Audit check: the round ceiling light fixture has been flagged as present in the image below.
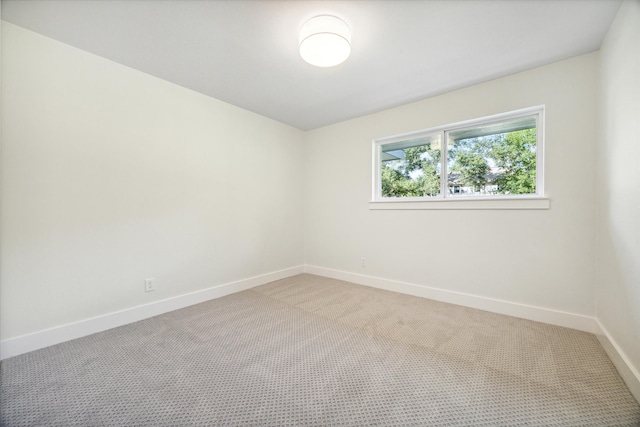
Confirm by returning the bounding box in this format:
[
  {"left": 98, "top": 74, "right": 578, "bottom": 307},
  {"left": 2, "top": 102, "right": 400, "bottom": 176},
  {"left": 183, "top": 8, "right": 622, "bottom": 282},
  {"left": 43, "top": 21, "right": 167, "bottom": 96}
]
[{"left": 299, "top": 15, "right": 351, "bottom": 67}]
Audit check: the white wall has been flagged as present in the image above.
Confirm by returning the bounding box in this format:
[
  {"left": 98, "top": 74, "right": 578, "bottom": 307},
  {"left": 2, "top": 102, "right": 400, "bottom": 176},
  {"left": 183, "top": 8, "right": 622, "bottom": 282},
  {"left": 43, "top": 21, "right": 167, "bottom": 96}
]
[
  {"left": 596, "top": 0, "right": 640, "bottom": 388},
  {"left": 0, "top": 23, "right": 304, "bottom": 341},
  {"left": 304, "top": 53, "right": 598, "bottom": 317},
  {"left": 2, "top": 9, "right": 636, "bottom": 388}
]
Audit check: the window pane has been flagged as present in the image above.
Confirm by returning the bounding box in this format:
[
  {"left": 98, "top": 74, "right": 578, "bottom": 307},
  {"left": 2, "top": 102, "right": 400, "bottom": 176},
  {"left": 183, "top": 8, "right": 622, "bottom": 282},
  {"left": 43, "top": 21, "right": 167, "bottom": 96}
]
[
  {"left": 447, "top": 118, "right": 537, "bottom": 197},
  {"left": 380, "top": 134, "right": 441, "bottom": 198}
]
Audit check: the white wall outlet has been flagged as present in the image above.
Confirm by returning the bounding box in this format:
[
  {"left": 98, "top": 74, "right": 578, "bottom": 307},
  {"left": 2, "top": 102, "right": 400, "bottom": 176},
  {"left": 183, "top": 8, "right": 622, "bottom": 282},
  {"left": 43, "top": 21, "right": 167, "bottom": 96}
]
[
  {"left": 144, "top": 278, "right": 156, "bottom": 292},
  {"left": 361, "top": 257, "right": 367, "bottom": 267}
]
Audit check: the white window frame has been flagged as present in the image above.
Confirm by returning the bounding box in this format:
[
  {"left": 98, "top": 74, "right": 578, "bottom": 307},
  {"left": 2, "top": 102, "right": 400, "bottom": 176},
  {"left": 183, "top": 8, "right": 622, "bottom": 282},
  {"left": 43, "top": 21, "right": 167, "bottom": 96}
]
[{"left": 370, "top": 106, "right": 549, "bottom": 210}]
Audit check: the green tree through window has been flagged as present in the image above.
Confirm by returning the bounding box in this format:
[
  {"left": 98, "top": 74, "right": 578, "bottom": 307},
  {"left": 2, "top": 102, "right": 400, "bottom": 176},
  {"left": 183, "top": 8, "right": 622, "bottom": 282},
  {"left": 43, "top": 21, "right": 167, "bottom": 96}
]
[
  {"left": 448, "top": 128, "right": 536, "bottom": 195},
  {"left": 381, "top": 142, "right": 441, "bottom": 197}
]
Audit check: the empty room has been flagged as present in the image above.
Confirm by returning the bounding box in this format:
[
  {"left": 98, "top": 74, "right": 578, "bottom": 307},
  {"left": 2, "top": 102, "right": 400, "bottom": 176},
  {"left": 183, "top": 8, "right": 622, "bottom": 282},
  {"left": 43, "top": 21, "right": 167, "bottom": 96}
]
[{"left": 1, "top": 0, "right": 639, "bottom": 425}]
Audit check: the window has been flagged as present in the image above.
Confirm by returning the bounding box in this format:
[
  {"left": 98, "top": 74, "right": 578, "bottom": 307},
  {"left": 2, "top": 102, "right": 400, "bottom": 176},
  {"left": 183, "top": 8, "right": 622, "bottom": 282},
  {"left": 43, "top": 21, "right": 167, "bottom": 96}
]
[{"left": 372, "top": 106, "right": 547, "bottom": 209}]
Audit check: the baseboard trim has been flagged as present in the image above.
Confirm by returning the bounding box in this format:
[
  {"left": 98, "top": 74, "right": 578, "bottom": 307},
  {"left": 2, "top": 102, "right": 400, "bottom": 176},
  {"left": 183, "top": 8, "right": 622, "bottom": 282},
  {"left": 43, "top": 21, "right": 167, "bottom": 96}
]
[
  {"left": 304, "top": 265, "right": 598, "bottom": 333},
  {"left": 0, "top": 265, "right": 304, "bottom": 360},
  {"left": 305, "top": 266, "right": 640, "bottom": 401},
  {"left": 595, "top": 319, "right": 640, "bottom": 403},
  {"left": 5, "top": 264, "right": 638, "bottom": 405}
]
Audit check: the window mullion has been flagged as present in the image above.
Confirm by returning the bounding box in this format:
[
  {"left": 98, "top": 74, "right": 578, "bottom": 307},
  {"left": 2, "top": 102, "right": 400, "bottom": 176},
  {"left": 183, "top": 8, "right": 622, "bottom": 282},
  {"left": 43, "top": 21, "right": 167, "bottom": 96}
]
[
  {"left": 373, "top": 141, "right": 380, "bottom": 200},
  {"left": 441, "top": 131, "right": 448, "bottom": 199},
  {"left": 536, "top": 112, "right": 544, "bottom": 196}
]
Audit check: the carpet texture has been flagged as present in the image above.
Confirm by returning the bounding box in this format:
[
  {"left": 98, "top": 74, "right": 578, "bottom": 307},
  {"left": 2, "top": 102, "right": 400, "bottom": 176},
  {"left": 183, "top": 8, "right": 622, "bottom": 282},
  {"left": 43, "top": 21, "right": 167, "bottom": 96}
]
[{"left": 1, "top": 274, "right": 639, "bottom": 426}]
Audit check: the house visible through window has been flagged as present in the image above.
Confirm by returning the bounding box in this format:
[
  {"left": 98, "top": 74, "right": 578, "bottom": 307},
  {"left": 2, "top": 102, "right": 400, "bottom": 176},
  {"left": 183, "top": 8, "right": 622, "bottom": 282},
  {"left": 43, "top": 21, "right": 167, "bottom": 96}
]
[{"left": 373, "top": 107, "right": 544, "bottom": 202}]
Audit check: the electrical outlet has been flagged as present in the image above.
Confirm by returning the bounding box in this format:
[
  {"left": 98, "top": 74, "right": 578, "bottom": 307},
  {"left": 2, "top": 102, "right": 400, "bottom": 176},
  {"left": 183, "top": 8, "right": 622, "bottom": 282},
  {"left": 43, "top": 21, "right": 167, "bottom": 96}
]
[
  {"left": 144, "top": 278, "right": 156, "bottom": 292},
  {"left": 361, "top": 257, "right": 367, "bottom": 267}
]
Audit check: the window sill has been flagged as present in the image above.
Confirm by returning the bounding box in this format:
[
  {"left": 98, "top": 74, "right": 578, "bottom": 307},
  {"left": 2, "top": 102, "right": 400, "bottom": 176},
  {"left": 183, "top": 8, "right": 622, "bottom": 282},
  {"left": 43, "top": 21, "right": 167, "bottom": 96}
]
[{"left": 369, "top": 197, "right": 550, "bottom": 210}]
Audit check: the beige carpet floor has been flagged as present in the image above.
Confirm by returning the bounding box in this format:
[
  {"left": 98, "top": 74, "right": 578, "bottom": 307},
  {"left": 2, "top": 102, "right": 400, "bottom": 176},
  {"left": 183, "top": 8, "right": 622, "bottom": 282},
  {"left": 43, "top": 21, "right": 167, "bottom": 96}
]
[{"left": 1, "top": 273, "right": 639, "bottom": 426}]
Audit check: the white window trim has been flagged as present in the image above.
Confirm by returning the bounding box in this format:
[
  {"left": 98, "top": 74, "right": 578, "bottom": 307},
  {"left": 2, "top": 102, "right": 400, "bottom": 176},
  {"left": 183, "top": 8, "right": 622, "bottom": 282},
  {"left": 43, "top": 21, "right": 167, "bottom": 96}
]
[{"left": 371, "top": 106, "right": 548, "bottom": 210}]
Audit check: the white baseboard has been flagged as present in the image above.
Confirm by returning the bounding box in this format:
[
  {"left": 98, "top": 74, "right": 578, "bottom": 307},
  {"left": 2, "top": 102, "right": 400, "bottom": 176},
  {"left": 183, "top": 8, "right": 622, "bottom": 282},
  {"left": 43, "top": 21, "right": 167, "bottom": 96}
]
[
  {"left": 304, "top": 265, "right": 598, "bottom": 333},
  {"left": 595, "top": 320, "right": 640, "bottom": 403},
  {"left": 305, "top": 265, "right": 640, "bottom": 402},
  {"left": 0, "top": 265, "right": 304, "bottom": 360},
  {"left": 4, "top": 263, "right": 638, "bottom": 405}
]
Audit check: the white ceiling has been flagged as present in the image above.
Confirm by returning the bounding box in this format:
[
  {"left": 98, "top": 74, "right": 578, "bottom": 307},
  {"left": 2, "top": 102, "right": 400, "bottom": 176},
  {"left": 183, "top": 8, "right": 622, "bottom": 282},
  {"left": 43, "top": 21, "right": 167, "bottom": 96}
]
[{"left": 1, "top": 0, "right": 621, "bottom": 131}]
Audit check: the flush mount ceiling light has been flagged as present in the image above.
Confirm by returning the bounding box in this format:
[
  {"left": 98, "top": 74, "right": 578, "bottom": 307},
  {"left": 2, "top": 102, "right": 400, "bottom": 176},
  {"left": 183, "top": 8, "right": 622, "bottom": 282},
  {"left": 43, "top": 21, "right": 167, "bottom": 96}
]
[{"left": 299, "top": 15, "right": 351, "bottom": 67}]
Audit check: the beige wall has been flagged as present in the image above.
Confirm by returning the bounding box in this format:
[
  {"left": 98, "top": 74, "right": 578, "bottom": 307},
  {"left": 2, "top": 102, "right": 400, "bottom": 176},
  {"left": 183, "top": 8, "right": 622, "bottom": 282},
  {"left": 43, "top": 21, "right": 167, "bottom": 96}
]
[
  {"left": 0, "top": 23, "right": 305, "bottom": 340},
  {"left": 304, "top": 53, "right": 598, "bottom": 316},
  {"left": 596, "top": 0, "right": 640, "bottom": 382}
]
